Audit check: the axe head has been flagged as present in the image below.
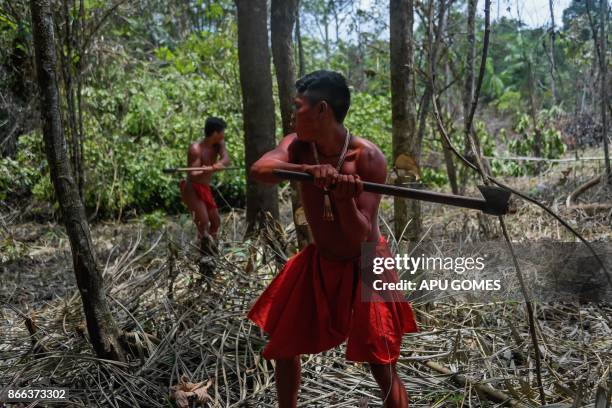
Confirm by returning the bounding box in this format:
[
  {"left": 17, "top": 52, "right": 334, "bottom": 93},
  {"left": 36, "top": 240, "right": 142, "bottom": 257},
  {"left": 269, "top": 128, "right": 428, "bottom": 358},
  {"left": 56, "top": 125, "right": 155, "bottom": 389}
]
[{"left": 477, "top": 185, "right": 513, "bottom": 215}]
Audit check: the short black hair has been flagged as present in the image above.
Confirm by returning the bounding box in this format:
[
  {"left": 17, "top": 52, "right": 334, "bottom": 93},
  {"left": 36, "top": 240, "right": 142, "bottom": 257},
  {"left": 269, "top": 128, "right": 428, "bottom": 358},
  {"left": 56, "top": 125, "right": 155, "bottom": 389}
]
[
  {"left": 204, "top": 117, "right": 227, "bottom": 137},
  {"left": 295, "top": 70, "right": 351, "bottom": 123}
]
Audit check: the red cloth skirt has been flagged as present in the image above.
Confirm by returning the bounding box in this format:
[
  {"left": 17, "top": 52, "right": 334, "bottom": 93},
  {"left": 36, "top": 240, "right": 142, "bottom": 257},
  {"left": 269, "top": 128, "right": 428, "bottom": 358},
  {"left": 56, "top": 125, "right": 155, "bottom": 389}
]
[
  {"left": 248, "top": 237, "right": 418, "bottom": 364},
  {"left": 180, "top": 180, "right": 217, "bottom": 211}
]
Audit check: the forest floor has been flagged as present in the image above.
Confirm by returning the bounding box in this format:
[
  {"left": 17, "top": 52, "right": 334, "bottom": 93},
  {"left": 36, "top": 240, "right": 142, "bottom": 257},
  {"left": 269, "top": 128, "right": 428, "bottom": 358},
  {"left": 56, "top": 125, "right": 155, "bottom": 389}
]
[{"left": 0, "top": 149, "right": 610, "bottom": 407}]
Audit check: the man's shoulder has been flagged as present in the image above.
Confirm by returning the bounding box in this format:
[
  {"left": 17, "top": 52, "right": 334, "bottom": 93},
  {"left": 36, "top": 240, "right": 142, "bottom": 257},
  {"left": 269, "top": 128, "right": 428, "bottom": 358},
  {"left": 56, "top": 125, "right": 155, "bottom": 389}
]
[
  {"left": 283, "top": 133, "right": 309, "bottom": 154},
  {"left": 188, "top": 141, "right": 203, "bottom": 152},
  {"left": 187, "top": 142, "right": 202, "bottom": 158},
  {"left": 352, "top": 135, "right": 385, "bottom": 164}
]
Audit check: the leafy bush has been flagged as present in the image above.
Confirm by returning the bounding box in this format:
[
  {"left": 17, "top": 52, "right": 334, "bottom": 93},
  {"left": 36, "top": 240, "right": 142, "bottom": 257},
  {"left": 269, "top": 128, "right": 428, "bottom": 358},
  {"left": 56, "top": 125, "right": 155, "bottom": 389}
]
[{"left": 0, "top": 131, "right": 45, "bottom": 200}]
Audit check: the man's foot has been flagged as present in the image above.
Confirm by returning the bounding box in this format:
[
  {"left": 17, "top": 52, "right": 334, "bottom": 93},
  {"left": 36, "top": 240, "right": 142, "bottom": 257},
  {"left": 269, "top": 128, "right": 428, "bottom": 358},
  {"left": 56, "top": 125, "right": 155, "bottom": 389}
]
[
  {"left": 200, "top": 232, "right": 219, "bottom": 256},
  {"left": 198, "top": 233, "right": 218, "bottom": 278}
]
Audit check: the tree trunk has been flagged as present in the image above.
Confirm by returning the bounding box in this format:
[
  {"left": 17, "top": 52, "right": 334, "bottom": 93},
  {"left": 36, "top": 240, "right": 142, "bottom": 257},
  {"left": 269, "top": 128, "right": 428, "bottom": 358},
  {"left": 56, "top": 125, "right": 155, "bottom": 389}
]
[
  {"left": 271, "top": 0, "right": 312, "bottom": 249},
  {"left": 390, "top": 0, "right": 420, "bottom": 241},
  {"left": 463, "top": 0, "right": 476, "bottom": 139},
  {"left": 30, "top": 0, "right": 124, "bottom": 361},
  {"left": 295, "top": 5, "right": 305, "bottom": 77},
  {"left": 271, "top": 0, "right": 299, "bottom": 137},
  {"left": 436, "top": 1, "right": 458, "bottom": 195},
  {"left": 548, "top": 0, "right": 557, "bottom": 104},
  {"left": 236, "top": 0, "right": 279, "bottom": 233},
  {"left": 58, "top": 0, "right": 85, "bottom": 201},
  {"left": 527, "top": 59, "right": 543, "bottom": 172},
  {"left": 459, "top": 0, "right": 477, "bottom": 194},
  {"left": 600, "top": 0, "right": 610, "bottom": 180}
]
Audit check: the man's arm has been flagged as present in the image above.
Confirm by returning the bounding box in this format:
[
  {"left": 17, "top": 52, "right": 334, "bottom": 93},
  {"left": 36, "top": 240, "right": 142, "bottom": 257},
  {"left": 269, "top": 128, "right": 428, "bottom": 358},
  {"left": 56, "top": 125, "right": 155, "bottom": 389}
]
[
  {"left": 186, "top": 143, "right": 211, "bottom": 178},
  {"left": 332, "top": 144, "right": 386, "bottom": 248},
  {"left": 212, "top": 140, "right": 231, "bottom": 170},
  {"left": 250, "top": 134, "right": 306, "bottom": 183},
  {"left": 251, "top": 133, "right": 348, "bottom": 186}
]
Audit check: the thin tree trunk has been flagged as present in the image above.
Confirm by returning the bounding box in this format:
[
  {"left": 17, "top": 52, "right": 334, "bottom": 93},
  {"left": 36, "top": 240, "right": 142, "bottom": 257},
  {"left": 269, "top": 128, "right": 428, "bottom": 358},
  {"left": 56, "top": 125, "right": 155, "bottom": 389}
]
[
  {"left": 390, "top": 0, "right": 420, "bottom": 241},
  {"left": 548, "top": 0, "right": 557, "bottom": 104},
  {"left": 464, "top": 0, "right": 476, "bottom": 140},
  {"left": 323, "top": 5, "right": 330, "bottom": 67},
  {"left": 271, "top": 0, "right": 312, "bottom": 249},
  {"left": 295, "top": 5, "right": 305, "bottom": 77},
  {"left": 271, "top": 0, "right": 299, "bottom": 137},
  {"left": 527, "top": 59, "right": 543, "bottom": 172},
  {"left": 436, "top": 1, "right": 458, "bottom": 194},
  {"left": 441, "top": 114, "right": 459, "bottom": 194},
  {"left": 30, "top": 0, "right": 124, "bottom": 361},
  {"left": 459, "top": 0, "right": 477, "bottom": 194},
  {"left": 600, "top": 0, "right": 610, "bottom": 180},
  {"left": 235, "top": 0, "right": 279, "bottom": 233}
]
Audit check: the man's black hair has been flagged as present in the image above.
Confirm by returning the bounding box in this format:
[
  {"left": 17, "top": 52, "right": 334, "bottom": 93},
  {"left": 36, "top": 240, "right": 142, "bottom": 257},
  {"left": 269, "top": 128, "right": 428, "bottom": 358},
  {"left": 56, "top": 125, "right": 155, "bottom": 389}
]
[
  {"left": 295, "top": 70, "right": 351, "bottom": 123},
  {"left": 204, "top": 117, "right": 227, "bottom": 137}
]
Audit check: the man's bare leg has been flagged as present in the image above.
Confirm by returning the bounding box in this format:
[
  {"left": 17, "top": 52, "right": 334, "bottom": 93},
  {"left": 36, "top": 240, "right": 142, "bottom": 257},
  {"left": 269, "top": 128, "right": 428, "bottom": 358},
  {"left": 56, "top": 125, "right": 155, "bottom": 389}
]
[
  {"left": 370, "top": 363, "right": 409, "bottom": 408},
  {"left": 275, "top": 356, "right": 301, "bottom": 408},
  {"left": 209, "top": 208, "right": 221, "bottom": 239},
  {"left": 180, "top": 180, "right": 210, "bottom": 239}
]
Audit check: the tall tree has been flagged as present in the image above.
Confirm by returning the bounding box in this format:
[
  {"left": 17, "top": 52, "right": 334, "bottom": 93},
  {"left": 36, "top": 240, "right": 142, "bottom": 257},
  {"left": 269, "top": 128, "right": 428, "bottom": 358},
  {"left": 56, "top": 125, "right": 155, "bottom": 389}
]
[
  {"left": 235, "top": 0, "right": 279, "bottom": 232},
  {"left": 58, "top": 0, "right": 86, "bottom": 201},
  {"left": 390, "top": 0, "right": 420, "bottom": 241},
  {"left": 548, "top": 0, "right": 558, "bottom": 104},
  {"left": 464, "top": 0, "right": 477, "bottom": 139},
  {"left": 295, "top": 5, "right": 305, "bottom": 77},
  {"left": 271, "top": 0, "right": 312, "bottom": 249},
  {"left": 428, "top": 0, "right": 458, "bottom": 194},
  {"left": 459, "top": 0, "right": 477, "bottom": 193},
  {"left": 271, "top": 0, "right": 300, "bottom": 137},
  {"left": 30, "top": 0, "right": 124, "bottom": 361},
  {"left": 599, "top": 0, "right": 610, "bottom": 180}
]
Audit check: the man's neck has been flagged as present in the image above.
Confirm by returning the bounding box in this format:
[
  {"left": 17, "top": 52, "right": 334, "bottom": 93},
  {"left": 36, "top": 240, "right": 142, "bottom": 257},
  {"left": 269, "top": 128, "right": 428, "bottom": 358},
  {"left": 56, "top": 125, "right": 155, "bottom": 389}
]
[
  {"left": 201, "top": 137, "right": 215, "bottom": 147},
  {"left": 313, "top": 124, "right": 347, "bottom": 157}
]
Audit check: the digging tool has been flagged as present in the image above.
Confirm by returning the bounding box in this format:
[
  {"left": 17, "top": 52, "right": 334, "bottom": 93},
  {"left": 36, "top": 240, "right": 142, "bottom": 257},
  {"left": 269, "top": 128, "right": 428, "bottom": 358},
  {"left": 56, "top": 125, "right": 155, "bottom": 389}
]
[
  {"left": 163, "top": 166, "right": 242, "bottom": 174},
  {"left": 272, "top": 169, "right": 512, "bottom": 215}
]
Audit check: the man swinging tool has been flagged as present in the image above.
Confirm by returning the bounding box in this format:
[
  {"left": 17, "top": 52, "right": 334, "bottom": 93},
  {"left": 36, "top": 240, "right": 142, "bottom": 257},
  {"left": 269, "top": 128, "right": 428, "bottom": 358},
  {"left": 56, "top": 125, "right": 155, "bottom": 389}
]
[
  {"left": 249, "top": 70, "right": 419, "bottom": 408},
  {"left": 180, "top": 117, "right": 231, "bottom": 255}
]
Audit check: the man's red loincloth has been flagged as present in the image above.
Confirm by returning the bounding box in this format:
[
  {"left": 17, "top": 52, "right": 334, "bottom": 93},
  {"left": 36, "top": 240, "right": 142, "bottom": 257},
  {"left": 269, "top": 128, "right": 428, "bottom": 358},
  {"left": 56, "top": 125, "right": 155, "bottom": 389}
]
[
  {"left": 180, "top": 180, "right": 217, "bottom": 211},
  {"left": 248, "top": 236, "right": 418, "bottom": 364}
]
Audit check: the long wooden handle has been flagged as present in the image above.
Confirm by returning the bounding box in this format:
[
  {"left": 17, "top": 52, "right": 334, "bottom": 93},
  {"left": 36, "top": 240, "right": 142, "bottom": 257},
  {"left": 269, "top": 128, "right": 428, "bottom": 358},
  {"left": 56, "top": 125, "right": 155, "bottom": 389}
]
[
  {"left": 272, "top": 169, "right": 511, "bottom": 215},
  {"left": 163, "top": 166, "right": 242, "bottom": 173}
]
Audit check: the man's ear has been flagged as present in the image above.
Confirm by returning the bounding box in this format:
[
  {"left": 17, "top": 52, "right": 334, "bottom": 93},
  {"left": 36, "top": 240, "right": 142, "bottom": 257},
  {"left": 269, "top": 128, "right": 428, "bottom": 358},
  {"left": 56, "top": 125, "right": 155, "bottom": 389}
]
[{"left": 318, "top": 100, "right": 328, "bottom": 115}]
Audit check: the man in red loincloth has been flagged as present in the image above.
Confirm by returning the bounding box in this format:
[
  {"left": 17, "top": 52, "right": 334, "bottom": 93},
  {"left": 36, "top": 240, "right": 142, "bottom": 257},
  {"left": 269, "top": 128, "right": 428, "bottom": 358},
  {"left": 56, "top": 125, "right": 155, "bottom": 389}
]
[
  {"left": 180, "top": 117, "right": 230, "bottom": 245},
  {"left": 248, "top": 70, "right": 418, "bottom": 407}
]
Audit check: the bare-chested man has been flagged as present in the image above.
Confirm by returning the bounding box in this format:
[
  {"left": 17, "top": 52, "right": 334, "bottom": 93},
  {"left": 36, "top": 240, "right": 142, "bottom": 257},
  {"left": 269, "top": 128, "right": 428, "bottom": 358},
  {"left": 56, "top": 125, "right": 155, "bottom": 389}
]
[
  {"left": 180, "top": 117, "right": 230, "bottom": 243},
  {"left": 248, "top": 71, "right": 418, "bottom": 407}
]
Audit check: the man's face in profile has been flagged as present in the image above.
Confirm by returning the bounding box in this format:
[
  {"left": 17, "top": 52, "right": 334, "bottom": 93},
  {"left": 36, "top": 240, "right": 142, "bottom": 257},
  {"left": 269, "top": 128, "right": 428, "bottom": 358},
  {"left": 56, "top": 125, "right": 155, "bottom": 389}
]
[
  {"left": 293, "top": 93, "right": 324, "bottom": 142},
  {"left": 208, "top": 130, "right": 225, "bottom": 143}
]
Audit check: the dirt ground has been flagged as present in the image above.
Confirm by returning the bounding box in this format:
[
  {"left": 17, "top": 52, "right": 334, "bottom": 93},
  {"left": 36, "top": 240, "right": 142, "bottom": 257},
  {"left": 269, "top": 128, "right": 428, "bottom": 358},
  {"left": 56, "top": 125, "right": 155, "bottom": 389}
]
[{"left": 0, "top": 151, "right": 610, "bottom": 407}]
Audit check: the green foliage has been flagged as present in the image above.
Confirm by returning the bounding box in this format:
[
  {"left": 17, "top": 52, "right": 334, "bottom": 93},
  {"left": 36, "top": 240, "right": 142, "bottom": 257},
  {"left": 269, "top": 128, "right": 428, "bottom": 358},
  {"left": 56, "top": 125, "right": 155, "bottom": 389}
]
[
  {"left": 8, "top": 21, "right": 247, "bottom": 218},
  {"left": 494, "top": 90, "right": 522, "bottom": 115},
  {"left": 345, "top": 92, "right": 392, "bottom": 159},
  {"left": 140, "top": 209, "right": 167, "bottom": 230},
  {"left": 0, "top": 132, "right": 45, "bottom": 200},
  {"left": 489, "top": 109, "right": 567, "bottom": 177}
]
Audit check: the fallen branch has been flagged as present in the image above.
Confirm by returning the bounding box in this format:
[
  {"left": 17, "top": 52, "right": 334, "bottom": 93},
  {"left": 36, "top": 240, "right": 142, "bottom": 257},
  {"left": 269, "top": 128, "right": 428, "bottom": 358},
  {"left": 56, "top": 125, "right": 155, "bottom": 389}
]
[
  {"left": 423, "top": 360, "right": 528, "bottom": 407},
  {"left": 566, "top": 175, "right": 601, "bottom": 207}
]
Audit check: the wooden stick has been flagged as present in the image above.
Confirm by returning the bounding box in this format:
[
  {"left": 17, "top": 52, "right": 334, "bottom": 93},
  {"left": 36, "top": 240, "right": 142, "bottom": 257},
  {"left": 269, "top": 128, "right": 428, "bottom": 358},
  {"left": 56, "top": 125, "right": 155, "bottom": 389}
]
[
  {"left": 163, "top": 166, "right": 242, "bottom": 174},
  {"left": 272, "top": 169, "right": 511, "bottom": 215},
  {"left": 423, "top": 360, "right": 529, "bottom": 407}
]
